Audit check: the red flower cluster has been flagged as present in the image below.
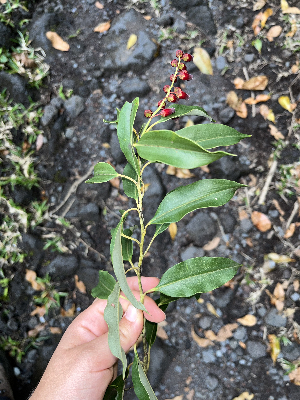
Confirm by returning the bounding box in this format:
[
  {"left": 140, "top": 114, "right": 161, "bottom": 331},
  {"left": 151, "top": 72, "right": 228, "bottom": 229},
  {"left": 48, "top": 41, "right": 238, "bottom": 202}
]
[{"left": 144, "top": 50, "right": 193, "bottom": 119}]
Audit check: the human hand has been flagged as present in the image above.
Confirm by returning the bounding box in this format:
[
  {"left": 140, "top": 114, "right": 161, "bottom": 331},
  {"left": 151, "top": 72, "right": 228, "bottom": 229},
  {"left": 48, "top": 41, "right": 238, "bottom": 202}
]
[{"left": 29, "top": 276, "right": 165, "bottom": 400}]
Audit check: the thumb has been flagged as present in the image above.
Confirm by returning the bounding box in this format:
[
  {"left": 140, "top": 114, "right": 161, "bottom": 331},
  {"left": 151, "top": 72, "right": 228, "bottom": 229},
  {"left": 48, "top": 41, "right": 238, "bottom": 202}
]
[{"left": 119, "top": 304, "right": 144, "bottom": 352}]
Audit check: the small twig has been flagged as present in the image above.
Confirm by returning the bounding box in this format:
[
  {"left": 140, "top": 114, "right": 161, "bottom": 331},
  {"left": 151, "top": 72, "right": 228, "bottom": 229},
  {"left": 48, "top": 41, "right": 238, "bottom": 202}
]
[
  {"left": 258, "top": 160, "right": 278, "bottom": 205},
  {"left": 243, "top": 67, "right": 255, "bottom": 117},
  {"left": 50, "top": 164, "right": 95, "bottom": 215},
  {"left": 60, "top": 197, "right": 76, "bottom": 218},
  {"left": 285, "top": 201, "right": 299, "bottom": 231},
  {"left": 78, "top": 237, "right": 106, "bottom": 260}
]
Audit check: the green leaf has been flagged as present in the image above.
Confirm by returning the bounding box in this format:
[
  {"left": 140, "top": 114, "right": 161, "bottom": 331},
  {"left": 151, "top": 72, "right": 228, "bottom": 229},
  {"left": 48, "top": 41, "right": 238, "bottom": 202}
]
[
  {"left": 176, "top": 124, "right": 251, "bottom": 149},
  {"left": 91, "top": 271, "right": 116, "bottom": 299},
  {"left": 154, "top": 223, "right": 170, "bottom": 238},
  {"left": 122, "top": 163, "right": 139, "bottom": 200},
  {"left": 103, "top": 108, "right": 121, "bottom": 124},
  {"left": 103, "top": 375, "right": 125, "bottom": 400},
  {"left": 117, "top": 101, "right": 139, "bottom": 174},
  {"left": 121, "top": 228, "right": 133, "bottom": 261},
  {"left": 132, "top": 350, "right": 158, "bottom": 400},
  {"left": 149, "top": 179, "right": 244, "bottom": 225},
  {"left": 156, "top": 104, "right": 213, "bottom": 124},
  {"left": 130, "top": 98, "right": 139, "bottom": 134},
  {"left": 154, "top": 257, "right": 240, "bottom": 297},
  {"left": 111, "top": 221, "right": 146, "bottom": 312},
  {"left": 145, "top": 302, "right": 168, "bottom": 348},
  {"left": 85, "top": 162, "right": 119, "bottom": 184},
  {"left": 135, "top": 130, "right": 231, "bottom": 169},
  {"left": 158, "top": 293, "right": 178, "bottom": 306},
  {"left": 104, "top": 283, "right": 127, "bottom": 377}
]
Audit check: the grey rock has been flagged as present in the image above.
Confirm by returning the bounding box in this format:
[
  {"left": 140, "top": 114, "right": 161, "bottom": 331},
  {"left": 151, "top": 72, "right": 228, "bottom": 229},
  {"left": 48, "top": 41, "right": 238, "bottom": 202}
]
[
  {"left": 27, "top": 316, "right": 39, "bottom": 330},
  {"left": 181, "top": 246, "right": 205, "bottom": 261},
  {"left": 11, "top": 185, "right": 39, "bottom": 206},
  {"left": 50, "top": 97, "right": 64, "bottom": 109},
  {"left": 219, "top": 211, "right": 237, "bottom": 233},
  {"left": 219, "top": 107, "right": 235, "bottom": 124},
  {"left": 65, "top": 127, "right": 75, "bottom": 139},
  {"left": 281, "top": 343, "right": 300, "bottom": 362},
  {"left": 20, "top": 233, "right": 44, "bottom": 269},
  {"left": 210, "top": 156, "right": 243, "bottom": 181},
  {"left": 41, "top": 104, "right": 59, "bottom": 126},
  {"left": 29, "top": 13, "right": 59, "bottom": 56},
  {"left": 186, "top": 212, "right": 217, "bottom": 246},
  {"left": 40, "top": 255, "right": 78, "bottom": 279},
  {"left": 202, "top": 349, "right": 216, "bottom": 363},
  {"left": 215, "top": 289, "right": 234, "bottom": 308},
  {"left": 216, "top": 56, "right": 227, "bottom": 70},
  {"left": 233, "top": 326, "right": 248, "bottom": 341},
  {"left": 147, "top": 339, "right": 173, "bottom": 389},
  {"left": 171, "top": 0, "right": 203, "bottom": 11},
  {"left": 247, "top": 341, "right": 267, "bottom": 359},
  {"left": 157, "top": 14, "right": 173, "bottom": 27},
  {"left": 100, "top": 10, "right": 157, "bottom": 74},
  {"left": 121, "top": 77, "right": 151, "bottom": 100},
  {"left": 77, "top": 181, "right": 110, "bottom": 203},
  {"left": 244, "top": 53, "right": 255, "bottom": 63},
  {"left": 291, "top": 292, "right": 300, "bottom": 301},
  {"left": 211, "top": 319, "right": 224, "bottom": 334},
  {"left": 0, "top": 72, "right": 32, "bottom": 106},
  {"left": 7, "top": 318, "right": 18, "bottom": 331},
  {"left": 186, "top": 6, "right": 217, "bottom": 35},
  {"left": 64, "top": 95, "right": 85, "bottom": 120},
  {"left": 65, "top": 202, "right": 100, "bottom": 221},
  {"left": 142, "top": 166, "right": 165, "bottom": 224},
  {"left": 198, "top": 316, "right": 213, "bottom": 329},
  {"left": 173, "top": 19, "right": 187, "bottom": 34},
  {"left": 48, "top": 114, "right": 67, "bottom": 154},
  {"left": 110, "top": 132, "right": 126, "bottom": 164},
  {"left": 0, "top": 22, "right": 13, "bottom": 48},
  {"left": 265, "top": 309, "right": 287, "bottom": 327},
  {"left": 205, "top": 374, "right": 219, "bottom": 390},
  {"left": 77, "top": 267, "right": 100, "bottom": 293},
  {"left": 257, "top": 306, "right": 267, "bottom": 317},
  {"left": 240, "top": 218, "right": 253, "bottom": 233}
]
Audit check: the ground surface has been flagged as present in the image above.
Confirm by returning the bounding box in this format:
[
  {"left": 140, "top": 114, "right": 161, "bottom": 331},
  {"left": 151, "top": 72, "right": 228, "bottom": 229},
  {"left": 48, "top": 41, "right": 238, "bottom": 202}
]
[{"left": 1, "top": 0, "right": 300, "bottom": 399}]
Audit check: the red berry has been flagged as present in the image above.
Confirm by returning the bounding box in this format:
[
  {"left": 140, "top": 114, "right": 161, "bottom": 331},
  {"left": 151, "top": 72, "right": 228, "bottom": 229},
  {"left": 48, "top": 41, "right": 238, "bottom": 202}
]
[
  {"left": 171, "top": 59, "right": 178, "bottom": 67},
  {"left": 178, "top": 70, "right": 189, "bottom": 80},
  {"left": 167, "top": 93, "right": 177, "bottom": 103},
  {"left": 158, "top": 100, "right": 166, "bottom": 108},
  {"left": 176, "top": 49, "right": 183, "bottom": 58},
  {"left": 160, "top": 108, "right": 175, "bottom": 117},
  {"left": 163, "top": 85, "right": 170, "bottom": 93},
  {"left": 144, "top": 109, "right": 153, "bottom": 118},
  {"left": 182, "top": 53, "right": 193, "bottom": 62},
  {"left": 178, "top": 62, "right": 187, "bottom": 70},
  {"left": 170, "top": 74, "right": 177, "bottom": 82},
  {"left": 177, "top": 90, "right": 189, "bottom": 100}
]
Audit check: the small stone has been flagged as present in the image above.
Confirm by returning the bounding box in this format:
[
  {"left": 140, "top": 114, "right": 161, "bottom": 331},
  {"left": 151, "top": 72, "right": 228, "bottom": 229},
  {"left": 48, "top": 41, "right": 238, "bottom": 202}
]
[
  {"left": 240, "top": 219, "right": 253, "bottom": 233},
  {"left": 40, "top": 255, "right": 78, "bottom": 279},
  {"left": 157, "top": 14, "right": 173, "bottom": 27},
  {"left": 219, "top": 212, "right": 237, "bottom": 233},
  {"left": 186, "top": 6, "right": 217, "bottom": 35},
  {"left": 41, "top": 104, "right": 59, "bottom": 126},
  {"left": 202, "top": 349, "right": 216, "bottom": 363},
  {"left": 64, "top": 95, "right": 85, "bottom": 120},
  {"left": 215, "top": 289, "right": 234, "bottom": 308},
  {"left": 0, "top": 22, "right": 14, "bottom": 48},
  {"left": 186, "top": 212, "right": 217, "bottom": 247},
  {"left": 65, "top": 127, "right": 75, "bottom": 139},
  {"left": 110, "top": 132, "right": 126, "bottom": 164},
  {"left": 265, "top": 309, "right": 287, "bottom": 327},
  {"left": 291, "top": 293, "right": 300, "bottom": 302},
  {"left": 205, "top": 374, "right": 219, "bottom": 390},
  {"left": 257, "top": 306, "right": 267, "bottom": 317},
  {"left": 175, "top": 365, "right": 182, "bottom": 373},
  {"left": 244, "top": 54, "right": 255, "bottom": 63},
  {"left": 219, "top": 107, "right": 235, "bottom": 124},
  {"left": 77, "top": 267, "right": 100, "bottom": 293},
  {"left": 121, "top": 77, "right": 151, "bottom": 100},
  {"left": 210, "top": 156, "right": 244, "bottom": 181},
  {"left": 233, "top": 326, "right": 247, "bottom": 341},
  {"left": 0, "top": 72, "right": 32, "bottom": 107},
  {"left": 247, "top": 340, "right": 267, "bottom": 359},
  {"left": 216, "top": 56, "right": 226, "bottom": 70},
  {"left": 173, "top": 19, "right": 186, "bottom": 34},
  {"left": 281, "top": 343, "right": 300, "bottom": 361},
  {"left": 181, "top": 246, "right": 205, "bottom": 261},
  {"left": 198, "top": 316, "right": 213, "bottom": 330}
]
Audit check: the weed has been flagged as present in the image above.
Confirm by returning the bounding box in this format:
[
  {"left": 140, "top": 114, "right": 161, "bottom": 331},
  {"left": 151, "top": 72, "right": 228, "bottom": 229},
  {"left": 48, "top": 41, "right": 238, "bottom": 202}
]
[
  {"left": 0, "top": 336, "right": 24, "bottom": 363},
  {"left": 158, "top": 27, "right": 176, "bottom": 42},
  {"left": 34, "top": 274, "right": 67, "bottom": 313},
  {"left": 43, "top": 236, "right": 65, "bottom": 253}
]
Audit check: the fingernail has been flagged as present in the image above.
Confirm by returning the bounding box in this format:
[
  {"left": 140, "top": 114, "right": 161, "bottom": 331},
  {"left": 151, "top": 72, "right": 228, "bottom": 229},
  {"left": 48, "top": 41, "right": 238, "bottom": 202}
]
[{"left": 124, "top": 305, "right": 138, "bottom": 322}]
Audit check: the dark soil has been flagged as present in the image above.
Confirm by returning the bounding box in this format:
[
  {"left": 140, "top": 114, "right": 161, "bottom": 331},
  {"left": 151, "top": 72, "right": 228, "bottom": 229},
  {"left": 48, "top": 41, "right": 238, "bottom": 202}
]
[{"left": 1, "top": 1, "right": 300, "bottom": 399}]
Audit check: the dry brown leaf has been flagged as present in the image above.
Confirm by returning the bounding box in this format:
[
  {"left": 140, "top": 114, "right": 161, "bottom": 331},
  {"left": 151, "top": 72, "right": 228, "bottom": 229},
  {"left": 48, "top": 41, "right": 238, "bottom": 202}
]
[
  {"left": 248, "top": 174, "right": 257, "bottom": 187},
  {"left": 283, "top": 7, "right": 300, "bottom": 14},
  {"left": 226, "top": 90, "right": 247, "bottom": 118},
  {"left": 266, "top": 25, "right": 282, "bottom": 41},
  {"left": 200, "top": 165, "right": 210, "bottom": 173},
  {"left": 272, "top": 199, "right": 285, "bottom": 216},
  {"left": 144, "top": 15, "right": 152, "bottom": 20},
  {"left": 294, "top": 280, "right": 299, "bottom": 291},
  {"left": 166, "top": 165, "right": 176, "bottom": 175},
  {"left": 25, "top": 269, "right": 45, "bottom": 291},
  {"left": 13, "top": 52, "right": 36, "bottom": 68},
  {"left": 176, "top": 168, "right": 195, "bottom": 178},
  {"left": 186, "top": 389, "right": 195, "bottom": 400},
  {"left": 157, "top": 322, "right": 168, "bottom": 340},
  {"left": 186, "top": 376, "right": 192, "bottom": 385},
  {"left": 46, "top": 32, "right": 70, "bottom": 51},
  {"left": 252, "top": 12, "right": 263, "bottom": 35},
  {"left": 205, "top": 330, "right": 218, "bottom": 341},
  {"left": 233, "top": 78, "right": 245, "bottom": 89},
  {"left": 237, "top": 315, "right": 257, "bottom": 327},
  {"left": 291, "top": 64, "right": 299, "bottom": 73},
  {"left": 287, "top": 19, "right": 297, "bottom": 37},
  {"left": 253, "top": 0, "right": 266, "bottom": 11},
  {"left": 127, "top": 34, "right": 137, "bottom": 50},
  {"left": 60, "top": 303, "right": 76, "bottom": 317},
  {"left": 36, "top": 134, "right": 44, "bottom": 151},
  {"left": 110, "top": 177, "right": 120, "bottom": 188},
  {"left": 30, "top": 306, "right": 46, "bottom": 317},
  {"left": 197, "top": 297, "right": 204, "bottom": 304},
  {"left": 233, "top": 392, "right": 254, "bottom": 400},
  {"left": 203, "top": 236, "right": 221, "bottom": 251},
  {"left": 281, "top": 0, "right": 289, "bottom": 11},
  {"left": 289, "top": 367, "right": 300, "bottom": 385},
  {"left": 239, "top": 341, "right": 247, "bottom": 349},
  {"left": 185, "top": 118, "right": 194, "bottom": 128},
  {"left": 94, "top": 21, "right": 111, "bottom": 33},
  {"left": 102, "top": 142, "right": 110, "bottom": 148},
  {"left": 165, "top": 396, "right": 183, "bottom": 400},
  {"left": 28, "top": 323, "right": 46, "bottom": 338},
  {"left": 278, "top": 96, "right": 297, "bottom": 112},
  {"left": 284, "top": 223, "right": 296, "bottom": 238},
  {"left": 235, "top": 76, "right": 268, "bottom": 91},
  {"left": 284, "top": 308, "right": 295, "bottom": 317},
  {"left": 269, "top": 124, "right": 284, "bottom": 140},
  {"left": 168, "top": 222, "right": 177, "bottom": 241},
  {"left": 245, "top": 237, "right": 253, "bottom": 247},
  {"left": 268, "top": 334, "right": 281, "bottom": 364},
  {"left": 216, "top": 323, "right": 238, "bottom": 342},
  {"left": 75, "top": 275, "right": 86, "bottom": 294},
  {"left": 251, "top": 211, "right": 271, "bottom": 232},
  {"left": 268, "top": 253, "right": 295, "bottom": 263},
  {"left": 49, "top": 327, "right": 62, "bottom": 334},
  {"left": 239, "top": 209, "right": 249, "bottom": 220},
  {"left": 0, "top": 0, "right": 7, "bottom": 4},
  {"left": 261, "top": 8, "right": 273, "bottom": 28},
  {"left": 244, "top": 94, "right": 271, "bottom": 104},
  {"left": 191, "top": 326, "right": 214, "bottom": 348},
  {"left": 207, "top": 302, "right": 219, "bottom": 317},
  {"left": 260, "top": 104, "right": 275, "bottom": 122},
  {"left": 95, "top": 1, "right": 104, "bottom": 9},
  {"left": 193, "top": 47, "right": 213, "bottom": 75}
]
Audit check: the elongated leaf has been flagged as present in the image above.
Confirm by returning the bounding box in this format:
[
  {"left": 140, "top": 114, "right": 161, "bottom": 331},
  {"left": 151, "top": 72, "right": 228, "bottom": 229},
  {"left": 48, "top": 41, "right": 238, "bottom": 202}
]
[
  {"left": 121, "top": 228, "right": 133, "bottom": 261},
  {"left": 132, "top": 350, "right": 158, "bottom": 400},
  {"left": 145, "top": 302, "right": 168, "bottom": 348},
  {"left": 104, "top": 283, "right": 127, "bottom": 376},
  {"left": 112, "top": 221, "right": 146, "bottom": 311},
  {"left": 103, "top": 375, "right": 125, "bottom": 400},
  {"left": 135, "top": 130, "right": 231, "bottom": 169},
  {"left": 122, "top": 163, "right": 139, "bottom": 200},
  {"left": 117, "top": 102, "right": 139, "bottom": 173},
  {"left": 130, "top": 98, "right": 139, "bottom": 134},
  {"left": 157, "top": 104, "right": 213, "bottom": 124},
  {"left": 154, "top": 223, "right": 169, "bottom": 238},
  {"left": 149, "top": 179, "right": 244, "bottom": 225},
  {"left": 86, "top": 162, "right": 119, "bottom": 184},
  {"left": 176, "top": 124, "right": 251, "bottom": 149},
  {"left": 154, "top": 257, "right": 240, "bottom": 297},
  {"left": 91, "top": 271, "right": 116, "bottom": 299}
]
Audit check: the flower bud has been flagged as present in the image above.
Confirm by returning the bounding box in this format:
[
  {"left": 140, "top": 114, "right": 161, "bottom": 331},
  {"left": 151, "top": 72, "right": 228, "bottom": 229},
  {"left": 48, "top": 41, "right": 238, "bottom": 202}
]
[
  {"left": 171, "top": 59, "right": 178, "bottom": 67},
  {"left": 178, "top": 62, "right": 187, "bottom": 70},
  {"left": 170, "top": 74, "right": 177, "bottom": 83},
  {"left": 177, "top": 90, "right": 189, "bottom": 100},
  {"left": 173, "top": 87, "right": 182, "bottom": 96},
  {"left": 160, "top": 108, "right": 175, "bottom": 117},
  {"left": 158, "top": 100, "right": 166, "bottom": 108},
  {"left": 176, "top": 49, "right": 183, "bottom": 58},
  {"left": 167, "top": 93, "right": 177, "bottom": 103},
  {"left": 182, "top": 53, "right": 193, "bottom": 62},
  {"left": 178, "top": 70, "right": 189, "bottom": 80},
  {"left": 144, "top": 109, "right": 153, "bottom": 118},
  {"left": 163, "top": 85, "right": 170, "bottom": 93}
]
